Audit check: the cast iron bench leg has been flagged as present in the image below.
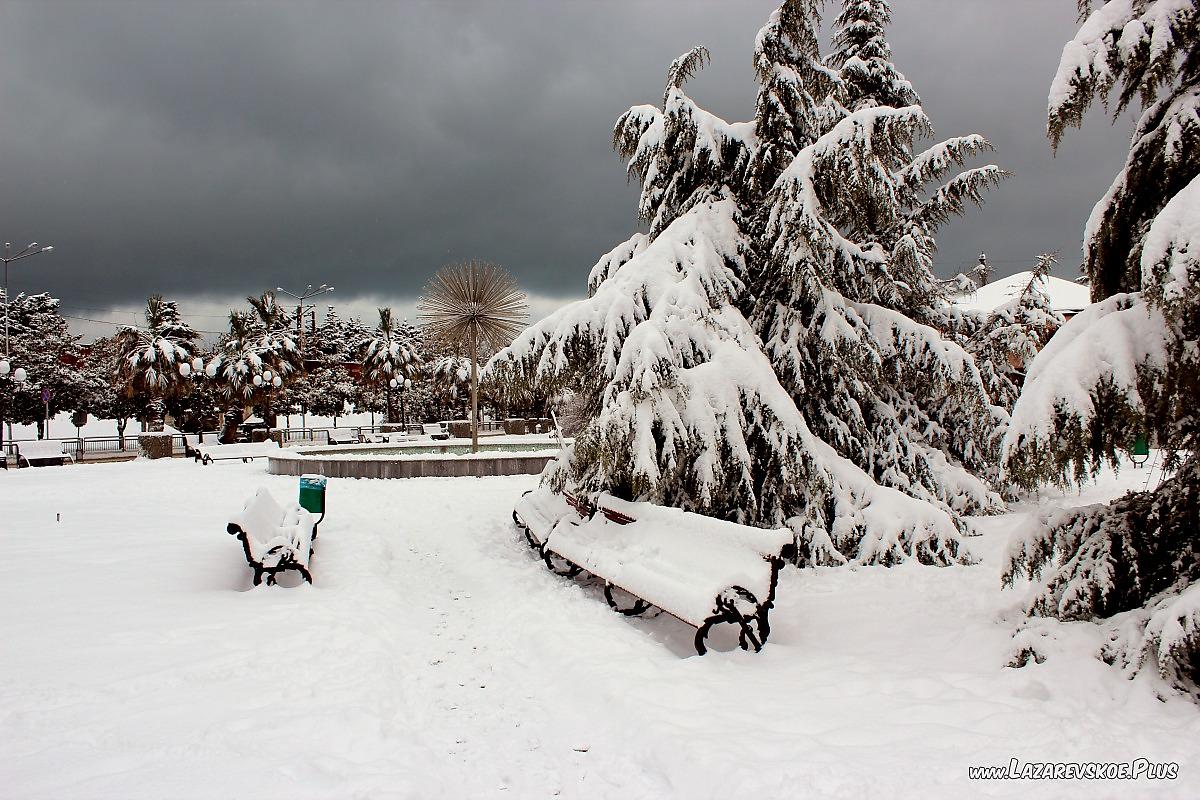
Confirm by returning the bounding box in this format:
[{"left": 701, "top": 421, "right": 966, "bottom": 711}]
[{"left": 604, "top": 583, "right": 650, "bottom": 616}]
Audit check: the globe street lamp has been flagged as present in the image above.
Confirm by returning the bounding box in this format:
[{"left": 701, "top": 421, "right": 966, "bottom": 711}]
[{"left": 389, "top": 375, "right": 412, "bottom": 429}]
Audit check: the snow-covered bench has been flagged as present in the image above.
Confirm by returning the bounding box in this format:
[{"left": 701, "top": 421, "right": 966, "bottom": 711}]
[
  {"left": 195, "top": 440, "right": 279, "bottom": 465},
  {"left": 182, "top": 434, "right": 201, "bottom": 459},
  {"left": 363, "top": 431, "right": 414, "bottom": 444},
  {"left": 15, "top": 440, "right": 75, "bottom": 468},
  {"left": 422, "top": 423, "right": 449, "bottom": 441},
  {"left": 513, "top": 488, "right": 795, "bottom": 655},
  {"left": 226, "top": 487, "right": 320, "bottom": 585},
  {"left": 326, "top": 428, "right": 360, "bottom": 445}
]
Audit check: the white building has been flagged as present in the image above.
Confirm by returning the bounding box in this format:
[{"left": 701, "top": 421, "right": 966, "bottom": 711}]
[{"left": 951, "top": 271, "right": 1091, "bottom": 320}]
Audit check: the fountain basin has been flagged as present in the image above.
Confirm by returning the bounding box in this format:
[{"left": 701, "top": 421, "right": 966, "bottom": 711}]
[{"left": 267, "top": 435, "right": 566, "bottom": 479}]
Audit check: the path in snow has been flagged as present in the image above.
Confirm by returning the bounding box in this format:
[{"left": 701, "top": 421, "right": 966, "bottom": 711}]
[{"left": 1, "top": 458, "right": 1197, "bottom": 799}]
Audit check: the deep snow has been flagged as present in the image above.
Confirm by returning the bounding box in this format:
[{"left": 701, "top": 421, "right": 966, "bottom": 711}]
[{"left": 2, "top": 457, "right": 1198, "bottom": 798}]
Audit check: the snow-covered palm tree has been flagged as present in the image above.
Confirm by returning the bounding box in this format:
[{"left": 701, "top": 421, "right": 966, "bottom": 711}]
[
  {"left": 114, "top": 295, "right": 199, "bottom": 431},
  {"left": 362, "top": 308, "right": 422, "bottom": 424},
  {"left": 206, "top": 292, "right": 302, "bottom": 428}
]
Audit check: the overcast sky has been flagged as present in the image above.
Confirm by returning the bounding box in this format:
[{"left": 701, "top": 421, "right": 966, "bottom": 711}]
[{"left": 0, "top": 1, "right": 1130, "bottom": 337}]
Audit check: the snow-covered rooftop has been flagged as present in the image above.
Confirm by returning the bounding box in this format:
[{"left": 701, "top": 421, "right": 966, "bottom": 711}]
[{"left": 953, "top": 271, "right": 1092, "bottom": 315}]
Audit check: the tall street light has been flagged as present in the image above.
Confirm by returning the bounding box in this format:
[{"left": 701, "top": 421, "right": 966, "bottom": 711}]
[
  {"left": 275, "top": 283, "right": 333, "bottom": 362},
  {"left": 1, "top": 240, "right": 54, "bottom": 459}
]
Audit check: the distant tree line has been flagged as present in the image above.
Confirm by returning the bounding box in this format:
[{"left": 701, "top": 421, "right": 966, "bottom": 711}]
[{"left": 0, "top": 289, "right": 553, "bottom": 444}]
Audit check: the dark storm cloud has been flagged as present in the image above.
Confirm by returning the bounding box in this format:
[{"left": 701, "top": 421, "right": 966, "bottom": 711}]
[{"left": 0, "top": 0, "right": 1128, "bottom": 325}]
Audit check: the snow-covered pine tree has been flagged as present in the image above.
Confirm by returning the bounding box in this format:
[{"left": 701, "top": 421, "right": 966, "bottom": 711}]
[
  {"left": 490, "top": 3, "right": 985, "bottom": 567},
  {"left": 343, "top": 315, "right": 372, "bottom": 363},
  {"left": 312, "top": 306, "right": 351, "bottom": 365},
  {"left": 969, "top": 254, "right": 1066, "bottom": 413},
  {"left": 828, "top": 0, "right": 918, "bottom": 112},
  {"left": 80, "top": 335, "right": 143, "bottom": 448},
  {"left": 1002, "top": 0, "right": 1200, "bottom": 694},
  {"left": 746, "top": 0, "right": 830, "bottom": 198},
  {"left": 823, "top": 0, "right": 1008, "bottom": 320},
  {"left": 114, "top": 295, "right": 200, "bottom": 431},
  {"left": 749, "top": 0, "right": 1008, "bottom": 539},
  {"left": 0, "top": 291, "right": 89, "bottom": 442},
  {"left": 303, "top": 365, "right": 357, "bottom": 427}
]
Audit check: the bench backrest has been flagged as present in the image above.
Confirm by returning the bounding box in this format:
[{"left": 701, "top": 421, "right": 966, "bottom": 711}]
[
  {"left": 514, "top": 489, "right": 581, "bottom": 546},
  {"left": 422, "top": 423, "right": 443, "bottom": 435},
  {"left": 230, "top": 488, "right": 287, "bottom": 540},
  {"left": 199, "top": 440, "right": 278, "bottom": 456},
  {"left": 17, "top": 441, "right": 67, "bottom": 459}
]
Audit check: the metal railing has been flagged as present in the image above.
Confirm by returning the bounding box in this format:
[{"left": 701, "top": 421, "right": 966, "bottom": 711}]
[{"left": 3, "top": 419, "right": 540, "bottom": 463}]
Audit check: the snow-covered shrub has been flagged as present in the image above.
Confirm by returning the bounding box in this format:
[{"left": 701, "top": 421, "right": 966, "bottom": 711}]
[{"left": 1003, "top": 0, "right": 1200, "bottom": 695}]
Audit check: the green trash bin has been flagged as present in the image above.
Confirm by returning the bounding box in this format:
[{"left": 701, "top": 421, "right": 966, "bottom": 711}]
[{"left": 299, "top": 474, "right": 327, "bottom": 518}]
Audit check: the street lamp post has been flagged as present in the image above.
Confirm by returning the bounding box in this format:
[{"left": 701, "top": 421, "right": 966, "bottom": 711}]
[
  {"left": 389, "top": 376, "right": 412, "bottom": 429},
  {"left": 1, "top": 241, "right": 54, "bottom": 460},
  {"left": 275, "top": 283, "right": 333, "bottom": 364}
]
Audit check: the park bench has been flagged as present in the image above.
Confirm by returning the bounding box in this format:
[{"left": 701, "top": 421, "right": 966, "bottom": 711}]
[
  {"left": 513, "top": 488, "right": 795, "bottom": 655},
  {"left": 226, "top": 486, "right": 321, "bottom": 585},
  {"left": 182, "top": 434, "right": 201, "bottom": 459},
  {"left": 423, "top": 423, "right": 449, "bottom": 441},
  {"left": 195, "top": 440, "right": 280, "bottom": 465},
  {"left": 363, "top": 431, "right": 415, "bottom": 444},
  {"left": 15, "top": 440, "right": 75, "bottom": 468},
  {"left": 326, "top": 428, "right": 361, "bottom": 445}
]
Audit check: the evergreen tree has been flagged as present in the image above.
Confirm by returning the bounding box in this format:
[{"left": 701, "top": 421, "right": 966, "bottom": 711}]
[
  {"left": 312, "top": 306, "right": 349, "bottom": 364},
  {"left": 81, "top": 335, "right": 145, "bottom": 448},
  {"left": 492, "top": 0, "right": 1005, "bottom": 566},
  {"left": 304, "top": 365, "right": 357, "bottom": 426},
  {"left": 113, "top": 295, "right": 200, "bottom": 431},
  {"left": 828, "top": 0, "right": 918, "bottom": 112},
  {"left": 1002, "top": 0, "right": 1200, "bottom": 694},
  {"left": 746, "top": 0, "right": 829, "bottom": 197},
  {"left": 342, "top": 314, "right": 372, "bottom": 363},
  {"left": 312, "top": 306, "right": 370, "bottom": 366},
  {"left": 748, "top": 0, "right": 1008, "bottom": 537},
  {"left": 0, "top": 291, "right": 90, "bottom": 441},
  {"left": 969, "top": 254, "right": 1066, "bottom": 413}
]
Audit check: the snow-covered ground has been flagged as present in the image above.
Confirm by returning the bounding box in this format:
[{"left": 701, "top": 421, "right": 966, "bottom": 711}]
[{"left": 2, "top": 457, "right": 1197, "bottom": 798}]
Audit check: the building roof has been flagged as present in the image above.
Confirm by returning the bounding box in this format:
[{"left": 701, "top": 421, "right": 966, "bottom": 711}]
[{"left": 952, "top": 271, "right": 1092, "bottom": 315}]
